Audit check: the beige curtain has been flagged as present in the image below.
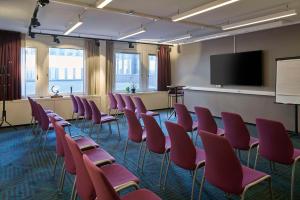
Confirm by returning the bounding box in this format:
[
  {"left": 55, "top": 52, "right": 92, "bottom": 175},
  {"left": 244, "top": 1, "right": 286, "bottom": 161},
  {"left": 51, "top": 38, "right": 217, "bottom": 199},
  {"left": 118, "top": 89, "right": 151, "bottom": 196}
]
[
  {"left": 105, "top": 40, "right": 114, "bottom": 94},
  {"left": 85, "top": 39, "right": 100, "bottom": 95}
]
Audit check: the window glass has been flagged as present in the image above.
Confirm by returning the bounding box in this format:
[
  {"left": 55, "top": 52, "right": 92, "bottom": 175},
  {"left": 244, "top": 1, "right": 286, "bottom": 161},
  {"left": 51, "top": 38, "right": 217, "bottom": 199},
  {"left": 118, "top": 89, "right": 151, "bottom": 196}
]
[
  {"left": 148, "top": 55, "right": 158, "bottom": 90},
  {"left": 21, "top": 47, "right": 37, "bottom": 96}
]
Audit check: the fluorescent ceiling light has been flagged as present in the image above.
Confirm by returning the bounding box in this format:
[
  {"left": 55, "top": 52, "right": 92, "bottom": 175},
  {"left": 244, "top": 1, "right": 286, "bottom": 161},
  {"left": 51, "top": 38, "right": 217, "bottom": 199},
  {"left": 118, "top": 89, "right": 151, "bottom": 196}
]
[
  {"left": 193, "top": 33, "right": 230, "bottom": 42},
  {"left": 172, "top": 0, "right": 239, "bottom": 22},
  {"left": 163, "top": 34, "right": 192, "bottom": 43},
  {"left": 222, "top": 10, "right": 297, "bottom": 30},
  {"left": 64, "top": 21, "right": 83, "bottom": 35},
  {"left": 97, "top": 0, "right": 113, "bottom": 8},
  {"left": 118, "top": 28, "right": 146, "bottom": 40}
]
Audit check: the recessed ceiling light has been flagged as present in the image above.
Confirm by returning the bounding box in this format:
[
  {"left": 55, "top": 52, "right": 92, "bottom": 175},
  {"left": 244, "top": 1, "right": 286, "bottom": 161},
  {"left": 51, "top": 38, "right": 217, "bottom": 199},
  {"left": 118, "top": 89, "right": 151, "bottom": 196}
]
[
  {"left": 163, "top": 34, "right": 192, "bottom": 43},
  {"left": 118, "top": 28, "right": 146, "bottom": 40},
  {"left": 64, "top": 21, "right": 83, "bottom": 35}
]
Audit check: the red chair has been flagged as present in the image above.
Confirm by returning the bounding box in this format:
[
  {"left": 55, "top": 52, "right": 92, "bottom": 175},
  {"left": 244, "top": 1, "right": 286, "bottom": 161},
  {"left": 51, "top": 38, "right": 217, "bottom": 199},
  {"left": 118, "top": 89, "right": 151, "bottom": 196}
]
[
  {"left": 124, "top": 95, "right": 136, "bottom": 113},
  {"left": 221, "top": 112, "right": 259, "bottom": 166},
  {"left": 108, "top": 92, "right": 118, "bottom": 116},
  {"left": 141, "top": 114, "right": 171, "bottom": 186},
  {"left": 174, "top": 103, "right": 197, "bottom": 140},
  {"left": 194, "top": 106, "right": 224, "bottom": 144},
  {"left": 134, "top": 96, "right": 161, "bottom": 126},
  {"left": 115, "top": 93, "right": 126, "bottom": 115},
  {"left": 255, "top": 118, "right": 300, "bottom": 200},
  {"left": 164, "top": 121, "right": 205, "bottom": 200},
  {"left": 83, "top": 154, "right": 161, "bottom": 200},
  {"left": 89, "top": 100, "right": 121, "bottom": 141},
  {"left": 199, "top": 130, "right": 273, "bottom": 200},
  {"left": 82, "top": 98, "right": 93, "bottom": 131},
  {"left": 70, "top": 95, "right": 78, "bottom": 120},
  {"left": 75, "top": 96, "right": 85, "bottom": 125},
  {"left": 123, "top": 109, "right": 146, "bottom": 170},
  {"left": 65, "top": 134, "right": 140, "bottom": 200}
]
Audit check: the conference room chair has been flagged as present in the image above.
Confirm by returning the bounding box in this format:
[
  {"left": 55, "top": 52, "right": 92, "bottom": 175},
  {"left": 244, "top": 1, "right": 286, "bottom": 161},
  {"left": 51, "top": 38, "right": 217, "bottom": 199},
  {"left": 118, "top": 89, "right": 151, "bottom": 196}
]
[
  {"left": 164, "top": 121, "right": 205, "bottom": 200},
  {"left": 50, "top": 116, "right": 99, "bottom": 176},
  {"left": 124, "top": 95, "right": 137, "bottom": 113},
  {"left": 221, "top": 112, "right": 259, "bottom": 167},
  {"left": 134, "top": 96, "right": 161, "bottom": 126},
  {"left": 83, "top": 155, "right": 161, "bottom": 200},
  {"left": 89, "top": 100, "right": 121, "bottom": 142},
  {"left": 108, "top": 92, "right": 118, "bottom": 116},
  {"left": 66, "top": 134, "right": 140, "bottom": 200},
  {"left": 82, "top": 98, "right": 93, "bottom": 131},
  {"left": 140, "top": 114, "right": 171, "bottom": 186},
  {"left": 115, "top": 93, "right": 126, "bottom": 117},
  {"left": 74, "top": 96, "right": 85, "bottom": 128},
  {"left": 174, "top": 103, "right": 197, "bottom": 140},
  {"left": 199, "top": 130, "right": 273, "bottom": 200},
  {"left": 255, "top": 118, "right": 300, "bottom": 200},
  {"left": 123, "top": 109, "right": 146, "bottom": 170},
  {"left": 70, "top": 95, "right": 78, "bottom": 120}
]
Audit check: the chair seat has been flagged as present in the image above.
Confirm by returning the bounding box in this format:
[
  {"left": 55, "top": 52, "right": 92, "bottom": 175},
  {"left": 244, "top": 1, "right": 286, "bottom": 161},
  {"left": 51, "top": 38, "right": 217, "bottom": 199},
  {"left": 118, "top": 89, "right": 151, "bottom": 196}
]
[
  {"left": 146, "top": 111, "right": 159, "bottom": 116},
  {"left": 293, "top": 148, "right": 300, "bottom": 161},
  {"left": 195, "top": 148, "right": 206, "bottom": 167},
  {"left": 217, "top": 128, "right": 225, "bottom": 136},
  {"left": 83, "top": 147, "right": 115, "bottom": 166},
  {"left": 101, "top": 164, "right": 139, "bottom": 189},
  {"left": 249, "top": 136, "right": 259, "bottom": 148},
  {"left": 49, "top": 120, "right": 70, "bottom": 129},
  {"left": 101, "top": 112, "right": 108, "bottom": 116},
  {"left": 75, "top": 137, "right": 99, "bottom": 150},
  {"left": 121, "top": 189, "right": 161, "bottom": 200},
  {"left": 242, "top": 166, "right": 269, "bottom": 190},
  {"left": 101, "top": 115, "right": 117, "bottom": 123},
  {"left": 165, "top": 136, "right": 171, "bottom": 151}
]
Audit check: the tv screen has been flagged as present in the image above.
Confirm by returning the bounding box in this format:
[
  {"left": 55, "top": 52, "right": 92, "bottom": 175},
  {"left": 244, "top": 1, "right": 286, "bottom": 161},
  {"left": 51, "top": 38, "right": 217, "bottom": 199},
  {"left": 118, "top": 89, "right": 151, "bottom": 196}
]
[{"left": 210, "top": 51, "right": 263, "bottom": 86}]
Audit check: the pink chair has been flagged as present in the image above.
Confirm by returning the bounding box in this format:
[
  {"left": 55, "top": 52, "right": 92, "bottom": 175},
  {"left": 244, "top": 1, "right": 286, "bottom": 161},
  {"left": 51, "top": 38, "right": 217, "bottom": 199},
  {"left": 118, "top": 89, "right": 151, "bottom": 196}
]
[
  {"left": 83, "top": 155, "right": 161, "bottom": 200},
  {"left": 134, "top": 96, "right": 161, "bottom": 126},
  {"left": 141, "top": 114, "right": 171, "bottom": 186},
  {"left": 123, "top": 109, "right": 146, "bottom": 170},
  {"left": 199, "top": 130, "right": 273, "bottom": 200},
  {"left": 70, "top": 95, "right": 78, "bottom": 120},
  {"left": 82, "top": 98, "right": 93, "bottom": 131},
  {"left": 65, "top": 134, "right": 140, "bottom": 200},
  {"left": 221, "top": 112, "right": 259, "bottom": 166},
  {"left": 89, "top": 100, "right": 121, "bottom": 141},
  {"left": 75, "top": 96, "right": 85, "bottom": 124},
  {"left": 164, "top": 121, "right": 205, "bottom": 200},
  {"left": 255, "top": 118, "right": 300, "bottom": 200},
  {"left": 124, "top": 95, "right": 136, "bottom": 113},
  {"left": 108, "top": 92, "right": 118, "bottom": 116},
  {"left": 174, "top": 103, "right": 197, "bottom": 139},
  {"left": 115, "top": 93, "right": 126, "bottom": 115}
]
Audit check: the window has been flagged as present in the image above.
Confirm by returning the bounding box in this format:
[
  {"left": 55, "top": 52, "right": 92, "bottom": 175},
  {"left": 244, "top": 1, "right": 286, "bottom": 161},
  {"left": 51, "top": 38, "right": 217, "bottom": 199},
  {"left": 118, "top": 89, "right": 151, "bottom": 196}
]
[
  {"left": 114, "top": 53, "right": 140, "bottom": 91},
  {"left": 148, "top": 55, "right": 158, "bottom": 90},
  {"left": 21, "top": 47, "right": 37, "bottom": 97},
  {"left": 48, "top": 48, "right": 84, "bottom": 94}
]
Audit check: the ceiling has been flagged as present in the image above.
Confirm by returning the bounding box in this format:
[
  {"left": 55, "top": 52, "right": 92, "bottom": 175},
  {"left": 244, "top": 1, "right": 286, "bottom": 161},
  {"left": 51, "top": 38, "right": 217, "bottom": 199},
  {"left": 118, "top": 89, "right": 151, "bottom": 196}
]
[{"left": 0, "top": 0, "right": 300, "bottom": 43}]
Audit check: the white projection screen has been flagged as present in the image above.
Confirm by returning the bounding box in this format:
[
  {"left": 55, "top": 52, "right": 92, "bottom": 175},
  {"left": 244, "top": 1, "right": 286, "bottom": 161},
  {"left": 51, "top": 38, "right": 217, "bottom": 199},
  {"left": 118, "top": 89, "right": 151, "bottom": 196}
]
[{"left": 276, "top": 57, "right": 300, "bottom": 104}]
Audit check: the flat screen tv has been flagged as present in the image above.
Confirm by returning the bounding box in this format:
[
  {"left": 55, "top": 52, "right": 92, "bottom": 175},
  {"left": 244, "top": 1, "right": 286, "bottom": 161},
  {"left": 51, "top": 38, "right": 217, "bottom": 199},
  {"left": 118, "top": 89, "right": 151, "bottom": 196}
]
[{"left": 210, "top": 50, "right": 263, "bottom": 86}]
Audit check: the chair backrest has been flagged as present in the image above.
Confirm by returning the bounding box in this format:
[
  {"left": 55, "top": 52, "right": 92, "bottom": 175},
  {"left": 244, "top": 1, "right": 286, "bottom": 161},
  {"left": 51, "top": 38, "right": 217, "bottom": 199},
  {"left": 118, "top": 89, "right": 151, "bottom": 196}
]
[
  {"left": 52, "top": 119, "right": 76, "bottom": 174},
  {"left": 256, "top": 118, "right": 294, "bottom": 164},
  {"left": 90, "top": 100, "right": 102, "bottom": 124},
  {"left": 50, "top": 116, "right": 64, "bottom": 156},
  {"left": 124, "top": 109, "right": 144, "bottom": 143},
  {"left": 65, "top": 134, "right": 96, "bottom": 200},
  {"left": 75, "top": 96, "right": 85, "bottom": 116},
  {"left": 124, "top": 95, "right": 136, "bottom": 113},
  {"left": 200, "top": 131, "right": 243, "bottom": 195},
  {"left": 31, "top": 100, "right": 41, "bottom": 123},
  {"left": 165, "top": 121, "right": 196, "bottom": 170},
  {"left": 174, "top": 103, "right": 193, "bottom": 132},
  {"left": 36, "top": 103, "right": 49, "bottom": 131},
  {"left": 141, "top": 114, "right": 166, "bottom": 154},
  {"left": 83, "top": 155, "right": 120, "bottom": 200},
  {"left": 221, "top": 112, "right": 250, "bottom": 150},
  {"left": 82, "top": 98, "right": 92, "bottom": 120},
  {"left": 108, "top": 92, "right": 118, "bottom": 110},
  {"left": 70, "top": 95, "right": 78, "bottom": 113},
  {"left": 115, "top": 94, "right": 125, "bottom": 111},
  {"left": 133, "top": 96, "right": 147, "bottom": 118},
  {"left": 195, "top": 106, "right": 218, "bottom": 134},
  {"left": 27, "top": 97, "right": 35, "bottom": 117}
]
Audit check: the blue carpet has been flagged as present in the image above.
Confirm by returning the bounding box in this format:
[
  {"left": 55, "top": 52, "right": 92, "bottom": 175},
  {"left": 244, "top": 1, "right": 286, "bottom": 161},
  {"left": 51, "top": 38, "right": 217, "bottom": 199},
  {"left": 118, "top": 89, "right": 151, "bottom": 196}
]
[{"left": 0, "top": 110, "right": 299, "bottom": 200}]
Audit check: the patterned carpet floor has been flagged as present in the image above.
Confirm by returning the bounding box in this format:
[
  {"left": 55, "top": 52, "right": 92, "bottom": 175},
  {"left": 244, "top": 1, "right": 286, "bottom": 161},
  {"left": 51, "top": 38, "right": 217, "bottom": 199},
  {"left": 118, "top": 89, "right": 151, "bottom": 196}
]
[{"left": 0, "top": 110, "right": 299, "bottom": 200}]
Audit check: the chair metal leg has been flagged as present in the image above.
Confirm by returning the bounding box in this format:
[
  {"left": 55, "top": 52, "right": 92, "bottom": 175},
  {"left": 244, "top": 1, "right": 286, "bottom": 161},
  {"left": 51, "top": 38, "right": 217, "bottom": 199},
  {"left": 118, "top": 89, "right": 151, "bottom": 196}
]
[
  {"left": 53, "top": 154, "right": 58, "bottom": 176},
  {"left": 123, "top": 139, "right": 129, "bottom": 160},
  {"left": 108, "top": 122, "right": 112, "bottom": 135},
  {"left": 254, "top": 146, "right": 259, "bottom": 169},
  {"left": 70, "top": 176, "right": 77, "bottom": 200},
  {"left": 198, "top": 173, "right": 206, "bottom": 200},
  {"left": 71, "top": 112, "right": 74, "bottom": 120},
  {"left": 163, "top": 155, "right": 171, "bottom": 190},
  {"left": 116, "top": 120, "right": 121, "bottom": 140},
  {"left": 191, "top": 169, "right": 198, "bottom": 200},
  {"left": 137, "top": 142, "right": 144, "bottom": 170},
  {"left": 42, "top": 129, "right": 50, "bottom": 150},
  {"left": 59, "top": 163, "right": 66, "bottom": 192},
  {"left": 291, "top": 160, "right": 298, "bottom": 200},
  {"left": 159, "top": 152, "right": 167, "bottom": 186},
  {"left": 96, "top": 124, "right": 101, "bottom": 143},
  {"left": 247, "top": 149, "right": 251, "bottom": 167}
]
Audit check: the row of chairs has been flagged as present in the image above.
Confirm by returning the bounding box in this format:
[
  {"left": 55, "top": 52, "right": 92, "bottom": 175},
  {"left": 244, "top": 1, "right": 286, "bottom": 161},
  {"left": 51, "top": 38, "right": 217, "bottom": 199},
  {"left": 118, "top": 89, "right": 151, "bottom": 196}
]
[
  {"left": 50, "top": 117, "right": 161, "bottom": 200},
  {"left": 70, "top": 95, "right": 121, "bottom": 141},
  {"left": 108, "top": 92, "right": 162, "bottom": 125}
]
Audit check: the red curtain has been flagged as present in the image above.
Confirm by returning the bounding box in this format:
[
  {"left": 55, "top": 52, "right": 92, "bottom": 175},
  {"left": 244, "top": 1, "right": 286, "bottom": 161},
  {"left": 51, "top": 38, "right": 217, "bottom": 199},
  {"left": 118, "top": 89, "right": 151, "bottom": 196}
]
[
  {"left": 157, "top": 45, "right": 171, "bottom": 91},
  {"left": 0, "top": 30, "right": 21, "bottom": 100}
]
